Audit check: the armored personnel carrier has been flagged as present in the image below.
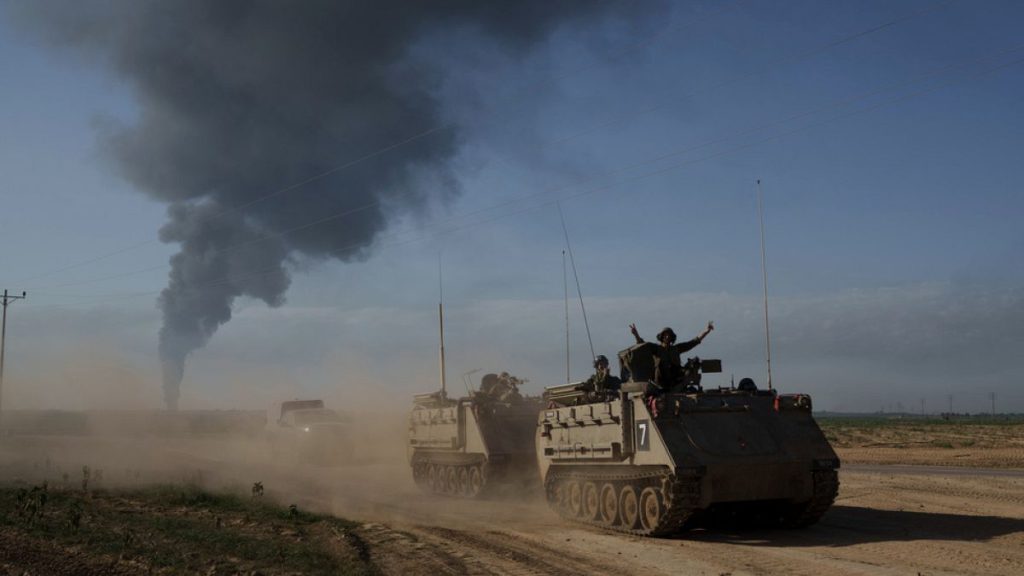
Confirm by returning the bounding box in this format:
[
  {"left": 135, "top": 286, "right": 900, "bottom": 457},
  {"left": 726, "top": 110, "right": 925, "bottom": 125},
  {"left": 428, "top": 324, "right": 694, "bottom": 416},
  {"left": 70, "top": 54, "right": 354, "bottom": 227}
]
[
  {"left": 267, "top": 399, "right": 353, "bottom": 466},
  {"left": 537, "top": 344, "right": 839, "bottom": 536},
  {"left": 408, "top": 372, "right": 542, "bottom": 498}
]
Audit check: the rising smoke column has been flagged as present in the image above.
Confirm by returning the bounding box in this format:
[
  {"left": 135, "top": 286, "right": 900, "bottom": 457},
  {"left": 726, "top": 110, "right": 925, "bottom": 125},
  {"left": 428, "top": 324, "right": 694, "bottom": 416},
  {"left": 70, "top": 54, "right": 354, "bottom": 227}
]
[{"left": 12, "top": 1, "right": 657, "bottom": 409}]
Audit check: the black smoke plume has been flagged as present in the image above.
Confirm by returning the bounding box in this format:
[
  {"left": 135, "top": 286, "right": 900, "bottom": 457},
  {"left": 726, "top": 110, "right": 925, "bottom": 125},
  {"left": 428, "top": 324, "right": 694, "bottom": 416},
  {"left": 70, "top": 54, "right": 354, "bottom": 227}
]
[{"left": 13, "top": 1, "right": 655, "bottom": 409}]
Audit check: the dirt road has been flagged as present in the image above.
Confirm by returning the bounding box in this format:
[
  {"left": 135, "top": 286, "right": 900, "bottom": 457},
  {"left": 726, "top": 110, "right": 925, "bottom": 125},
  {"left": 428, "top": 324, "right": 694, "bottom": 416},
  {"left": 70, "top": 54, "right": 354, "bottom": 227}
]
[
  {"left": 331, "top": 465, "right": 1024, "bottom": 576},
  {"left": 3, "top": 435, "right": 1022, "bottom": 575}
]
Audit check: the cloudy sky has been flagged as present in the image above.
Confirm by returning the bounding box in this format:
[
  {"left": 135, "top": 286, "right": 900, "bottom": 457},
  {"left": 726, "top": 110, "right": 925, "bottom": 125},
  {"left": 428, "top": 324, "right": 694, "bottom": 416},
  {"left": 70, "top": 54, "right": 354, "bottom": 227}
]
[{"left": 0, "top": 0, "right": 1021, "bottom": 413}]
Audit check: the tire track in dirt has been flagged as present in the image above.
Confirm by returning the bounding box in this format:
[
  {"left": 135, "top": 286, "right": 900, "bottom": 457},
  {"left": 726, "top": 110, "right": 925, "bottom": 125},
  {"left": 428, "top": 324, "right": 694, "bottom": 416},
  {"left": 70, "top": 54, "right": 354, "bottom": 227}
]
[
  {"left": 413, "top": 526, "right": 603, "bottom": 576},
  {"left": 355, "top": 523, "right": 472, "bottom": 576}
]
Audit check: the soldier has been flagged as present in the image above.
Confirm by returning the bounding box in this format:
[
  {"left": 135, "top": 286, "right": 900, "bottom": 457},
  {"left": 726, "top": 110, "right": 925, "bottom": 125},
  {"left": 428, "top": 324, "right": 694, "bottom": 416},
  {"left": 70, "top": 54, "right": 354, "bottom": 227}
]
[
  {"left": 629, "top": 321, "right": 713, "bottom": 389},
  {"left": 578, "top": 355, "right": 622, "bottom": 402},
  {"left": 479, "top": 372, "right": 524, "bottom": 402},
  {"left": 495, "top": 372, "right": 524, "bottom": 402}
]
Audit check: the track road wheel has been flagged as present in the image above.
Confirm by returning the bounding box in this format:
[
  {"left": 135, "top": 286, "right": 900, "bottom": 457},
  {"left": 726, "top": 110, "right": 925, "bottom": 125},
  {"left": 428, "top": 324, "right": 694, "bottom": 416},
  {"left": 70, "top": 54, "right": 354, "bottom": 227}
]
[
  {"left": 428, "top": 465, "right": 441, "bottom": 493},
  {"left": 640, "top": 487, "right": 663, "bottom": 532},
  {"left": 469, "top": 466, "right": 484, "bottom": 497},
  {"left": 567, "top": 480, "right": 583, "bottom": 518},
  {"left": 446, "top": 466, "right": 458, "bottom": 495},
  {"left": 458, "top": 467, "right": 470, "bottom": 496},
  {"left": 620, "top": 485, "right": 640, "bottom": 530},
  {"left": 600, "top": 483, "right": 619, "bottom": 526},
  {"left": 581, "top": 482, "right": 600, "bottom": 521}
]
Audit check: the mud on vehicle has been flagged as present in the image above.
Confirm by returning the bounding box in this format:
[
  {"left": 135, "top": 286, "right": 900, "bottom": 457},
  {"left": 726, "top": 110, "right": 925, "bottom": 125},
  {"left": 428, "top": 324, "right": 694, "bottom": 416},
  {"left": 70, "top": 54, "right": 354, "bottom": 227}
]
[
  {"left": 537, "top": 344, "right": 840, "bottom": 536},
  {"left": 408, "top": 373, "right": 542, "bottom": 498}
]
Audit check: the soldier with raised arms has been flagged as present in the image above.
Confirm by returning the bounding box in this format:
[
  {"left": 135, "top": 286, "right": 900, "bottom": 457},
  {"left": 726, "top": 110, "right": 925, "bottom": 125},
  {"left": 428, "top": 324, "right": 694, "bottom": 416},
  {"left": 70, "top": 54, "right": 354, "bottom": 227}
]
[{"left": 629, "top": 321, "right": 714, "bottom": 389}]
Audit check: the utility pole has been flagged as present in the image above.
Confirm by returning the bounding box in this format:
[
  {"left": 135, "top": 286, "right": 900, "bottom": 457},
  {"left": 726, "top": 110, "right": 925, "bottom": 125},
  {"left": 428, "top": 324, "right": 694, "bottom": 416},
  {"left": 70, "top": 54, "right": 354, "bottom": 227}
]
[
  {"left": 947, "top": 394, "right": 954, "bottom": 415},
  {"left": 0, "top": 289, "right": 28, "bottom": 427},
  {"left": 990, "top": 392, "right": 996, "bottom": 417}
]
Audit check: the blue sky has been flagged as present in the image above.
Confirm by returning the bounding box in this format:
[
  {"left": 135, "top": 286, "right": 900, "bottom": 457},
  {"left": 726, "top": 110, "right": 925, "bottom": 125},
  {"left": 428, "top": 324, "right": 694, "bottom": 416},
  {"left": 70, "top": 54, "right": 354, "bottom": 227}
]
[{"left": 0, "top": 0, "right": 1021, "bottom": 413}]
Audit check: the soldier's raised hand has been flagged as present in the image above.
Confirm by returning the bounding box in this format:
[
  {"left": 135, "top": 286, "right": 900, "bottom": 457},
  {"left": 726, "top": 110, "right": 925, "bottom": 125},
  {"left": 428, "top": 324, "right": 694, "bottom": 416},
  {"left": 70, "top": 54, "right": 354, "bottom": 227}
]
[
  {"left": 629, "top": 323, "right": 645, "bottom": 344},
  {"left": 698, "top": 321, "right": 714, "bottom": 341}
]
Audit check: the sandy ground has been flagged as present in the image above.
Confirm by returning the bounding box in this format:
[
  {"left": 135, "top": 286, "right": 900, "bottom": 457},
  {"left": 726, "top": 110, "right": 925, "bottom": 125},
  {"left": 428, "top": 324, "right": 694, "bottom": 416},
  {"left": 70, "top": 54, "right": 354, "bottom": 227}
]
[
  {"left": 1, "top": 428, "right": 1022, "bottom": 576},
  {"left": 826, "top": 421, "right": 1024, "bottom": 468}
]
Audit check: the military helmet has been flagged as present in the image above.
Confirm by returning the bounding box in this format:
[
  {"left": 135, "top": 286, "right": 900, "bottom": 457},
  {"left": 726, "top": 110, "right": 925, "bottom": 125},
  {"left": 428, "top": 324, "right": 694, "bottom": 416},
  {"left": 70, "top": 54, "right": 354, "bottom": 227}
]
[
  {"left": 593, "top": 354, "right": 609, "bottom": 368},
  {"left": 656, "top": 327, "right": 677, "bottom": 343}
]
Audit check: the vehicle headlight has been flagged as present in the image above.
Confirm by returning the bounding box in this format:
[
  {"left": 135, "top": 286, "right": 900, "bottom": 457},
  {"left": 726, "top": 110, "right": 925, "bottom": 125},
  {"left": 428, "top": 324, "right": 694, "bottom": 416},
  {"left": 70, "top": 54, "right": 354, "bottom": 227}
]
[{"left": 303, "top": 426, "right": 311, "bottom": 432}]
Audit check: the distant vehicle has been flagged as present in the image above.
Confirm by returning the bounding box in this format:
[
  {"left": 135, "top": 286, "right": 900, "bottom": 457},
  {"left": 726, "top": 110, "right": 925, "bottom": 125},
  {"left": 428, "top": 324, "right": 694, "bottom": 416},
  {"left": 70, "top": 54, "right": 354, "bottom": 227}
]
[
  {"left": 268, "top": 400, "right": 353, "bottom": 465},
  {"left": 537, "top": 343, "right": 840, "bottom": 536},
  {"left": 408, "top": 372, "right": 542, "bottom": 498}
]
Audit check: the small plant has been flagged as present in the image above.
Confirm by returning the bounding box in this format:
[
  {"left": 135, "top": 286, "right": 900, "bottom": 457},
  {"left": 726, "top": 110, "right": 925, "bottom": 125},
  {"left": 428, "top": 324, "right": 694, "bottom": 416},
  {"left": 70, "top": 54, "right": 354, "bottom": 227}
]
[
  {"left": 289, "top": 504, "right": 299, "bottom": 519},
  {"left": 20, "top": 484, "right": 48, "bottom": 525},
  {"left": 251, "top": 482, "right": 264, "bottom": 498},
  {"left": 67, "top": 501, "right": 83, "bottom": 533},
  {"left": 82, "top": 466, "right": 91, "bottom": 492},
  {"left": 37, "top": 482, "right": 48, "bottom": 518},
  {"left": 16, "top": 488, "right": 28, "bottom": 517}
]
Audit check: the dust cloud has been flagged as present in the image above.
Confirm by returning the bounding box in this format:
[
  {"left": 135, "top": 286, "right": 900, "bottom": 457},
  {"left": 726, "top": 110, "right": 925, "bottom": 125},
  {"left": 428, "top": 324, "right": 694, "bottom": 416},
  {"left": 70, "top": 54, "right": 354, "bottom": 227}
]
[{"left": 0, "top": 389, "right": 543, "bottom": 530}]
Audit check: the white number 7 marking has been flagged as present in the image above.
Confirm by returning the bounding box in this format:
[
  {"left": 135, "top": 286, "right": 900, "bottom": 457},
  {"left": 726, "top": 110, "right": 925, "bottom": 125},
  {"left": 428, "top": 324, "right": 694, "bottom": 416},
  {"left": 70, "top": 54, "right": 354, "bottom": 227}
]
[{"left": 639, "top": 422, "right": 648, "bottom": 446}]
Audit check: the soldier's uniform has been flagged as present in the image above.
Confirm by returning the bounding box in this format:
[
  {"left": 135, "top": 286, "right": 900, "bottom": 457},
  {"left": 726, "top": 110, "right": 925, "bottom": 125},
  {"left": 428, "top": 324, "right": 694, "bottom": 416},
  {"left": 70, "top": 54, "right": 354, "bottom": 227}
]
[
  {"left": 652, "top": 337, "right": 702, "bottom": 389},
  {"left": 580, "top": 370, "right": 622, "bottom": 402}
]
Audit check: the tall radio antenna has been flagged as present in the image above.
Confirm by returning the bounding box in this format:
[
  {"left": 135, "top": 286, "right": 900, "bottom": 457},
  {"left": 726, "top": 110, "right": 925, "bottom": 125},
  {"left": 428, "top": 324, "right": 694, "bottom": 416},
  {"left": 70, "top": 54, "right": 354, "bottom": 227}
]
[
  {"left": 563, "top": 250, "right": 570, "bottom": 383},
  {"left": 438, "top": 255, "right": 447, "bottom": 398},
  {"left": 557, "top": 202, "right": 595, "bottom": 363},
  {"left": 756, "top": 180, "right": 773, "bottom": 391}
]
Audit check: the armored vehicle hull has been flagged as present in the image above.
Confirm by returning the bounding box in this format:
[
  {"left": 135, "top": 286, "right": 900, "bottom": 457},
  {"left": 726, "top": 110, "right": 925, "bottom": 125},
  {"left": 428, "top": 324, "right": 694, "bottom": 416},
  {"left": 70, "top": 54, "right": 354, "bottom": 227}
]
[
  {"left": 538, "top": 357, "right": 839, "bottom": 535},
  {"left": 409, "top": 393, "right": 542, "bottom": 498}
]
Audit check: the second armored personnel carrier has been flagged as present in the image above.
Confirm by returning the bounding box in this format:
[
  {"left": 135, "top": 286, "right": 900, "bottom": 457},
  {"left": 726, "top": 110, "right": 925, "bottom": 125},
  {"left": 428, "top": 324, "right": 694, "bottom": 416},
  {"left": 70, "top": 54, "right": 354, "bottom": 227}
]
[
  {"left": 267, "top": 399, "right": 353, "bottom": 466},
  {"left": 537, "top": 344, "right": 839, "bottom": 536},
  {"left": 408, "top": 372, "right": 542, "bottom": 498}
]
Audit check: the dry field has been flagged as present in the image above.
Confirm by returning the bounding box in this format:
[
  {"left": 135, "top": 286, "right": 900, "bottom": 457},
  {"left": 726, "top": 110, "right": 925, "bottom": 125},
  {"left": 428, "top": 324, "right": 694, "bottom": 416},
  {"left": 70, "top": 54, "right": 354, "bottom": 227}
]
[
  {"left": 821, "top": 417, "right": 1024, "bottom": 468},
  {"left": 0, "top": 414, "right": 1020, "bottom": 575}
]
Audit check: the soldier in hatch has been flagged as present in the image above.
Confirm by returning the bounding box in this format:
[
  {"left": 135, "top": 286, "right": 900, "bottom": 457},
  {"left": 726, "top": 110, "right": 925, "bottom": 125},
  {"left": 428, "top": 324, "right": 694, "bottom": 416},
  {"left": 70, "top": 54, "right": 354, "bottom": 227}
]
[
  {"left": 478, "top": 372, "right": 524, "bottom": 402},
  {"left": 629, "top": 321, "right": 714, "bottom": 389},
  {"left": 578, "top": 355, "right": 621, "bottom": 402}
]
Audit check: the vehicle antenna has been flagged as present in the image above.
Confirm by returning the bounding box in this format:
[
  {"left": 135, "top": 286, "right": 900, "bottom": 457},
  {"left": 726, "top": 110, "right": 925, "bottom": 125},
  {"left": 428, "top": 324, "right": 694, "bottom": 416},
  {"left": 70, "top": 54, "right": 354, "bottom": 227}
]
[
  {"left": 563, "top": 250, "right": 570, "bottom": 383},
  {"left": 438, "top": 255, "right": 447, "bottom": 398},
  {"left": 557, "top": 202, "right": 595, "bottom": 363},
  {"left": 756, "top": 180, "right": 773, "bottom": 391}
]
